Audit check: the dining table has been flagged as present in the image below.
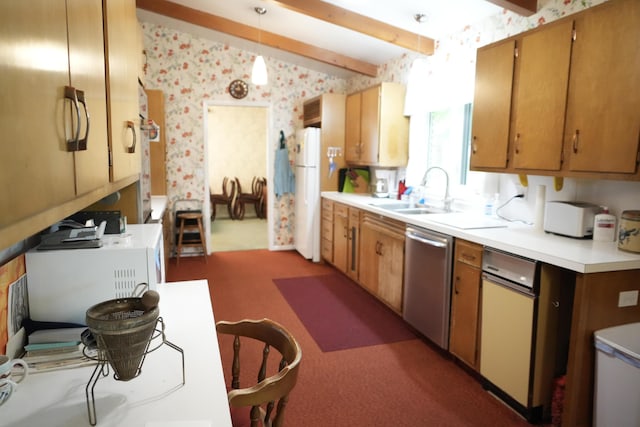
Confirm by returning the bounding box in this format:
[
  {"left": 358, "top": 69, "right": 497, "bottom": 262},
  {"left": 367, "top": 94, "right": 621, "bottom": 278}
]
[{"left": 2, "top": 280, "right": 232, "bottom": 427}]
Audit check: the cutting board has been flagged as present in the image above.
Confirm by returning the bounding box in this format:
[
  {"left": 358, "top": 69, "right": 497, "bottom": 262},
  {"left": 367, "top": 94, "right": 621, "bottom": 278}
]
[
  {"left": 342, "top": 169, "right": 370, "bottom": 193},
  {"left": 428, "top": 213, "right": 508, "bottom": 229}
]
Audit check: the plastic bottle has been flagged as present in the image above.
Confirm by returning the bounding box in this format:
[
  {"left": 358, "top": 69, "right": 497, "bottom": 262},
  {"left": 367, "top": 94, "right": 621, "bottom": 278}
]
[
  {"left": 484, "top": 193, "right": 499, "bottom": 217},
  {"left": 593, "top": 206, "right": 616, "bottom": 242}
]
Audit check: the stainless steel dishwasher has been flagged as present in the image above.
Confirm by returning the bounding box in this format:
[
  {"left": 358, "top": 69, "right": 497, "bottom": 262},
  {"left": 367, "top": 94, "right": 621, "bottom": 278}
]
[{"left": 403, "top": 226, "right": 453, "bottom": 349}]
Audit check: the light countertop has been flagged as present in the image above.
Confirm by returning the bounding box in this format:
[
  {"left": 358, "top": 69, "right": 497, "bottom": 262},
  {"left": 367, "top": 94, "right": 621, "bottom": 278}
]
[
  {"left": 322, "top": 192, "right": 640, "bottom": 274},
  {"left": 150, "top": 195, "right": 168, "bottom": 221},
  {"left": 2, "top": 280, "right": 232, "bottom": 427}
]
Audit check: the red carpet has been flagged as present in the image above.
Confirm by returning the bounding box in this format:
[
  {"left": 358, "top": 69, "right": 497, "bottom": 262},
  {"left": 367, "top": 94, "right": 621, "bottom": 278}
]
[{"left": 274, "top": 273, "right": 416, "bottom": 352}]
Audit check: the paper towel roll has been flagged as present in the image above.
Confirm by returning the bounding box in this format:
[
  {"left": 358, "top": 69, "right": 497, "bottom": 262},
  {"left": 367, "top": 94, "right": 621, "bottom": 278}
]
[{"left": 534, "top": 185, "right": 546, "bottom": 230}]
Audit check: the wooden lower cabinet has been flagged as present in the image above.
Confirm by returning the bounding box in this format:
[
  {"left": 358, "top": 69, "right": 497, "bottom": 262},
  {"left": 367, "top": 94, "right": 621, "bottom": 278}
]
[
  {"left": 346, "top": 207, "right": 361, "bottom": 281},
  {"left": 326, "top": 201, "right": 361, "bottom": 280},
  {"left": 321, "top": 199, "right": 334, "bottom": 263},
  {"left": 449, "top": 239, "right": 483, "bottom": 369},
  {"left": 332, "top": 203, "right": 349, "bottom": 273},
  {"left": 359, "top": 214, "right": 405, "bottom": 313}
]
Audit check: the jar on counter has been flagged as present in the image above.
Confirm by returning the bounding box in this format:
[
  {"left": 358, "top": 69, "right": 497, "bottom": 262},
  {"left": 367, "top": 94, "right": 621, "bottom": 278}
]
[{"left": 618, "top": 210, "right": 640, "bottom": 253}]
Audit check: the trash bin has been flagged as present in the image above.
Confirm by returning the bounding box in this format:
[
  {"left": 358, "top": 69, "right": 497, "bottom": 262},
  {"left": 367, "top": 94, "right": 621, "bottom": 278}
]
[{"left": 593, "top": 322, "right": 640, "bottom": 427}]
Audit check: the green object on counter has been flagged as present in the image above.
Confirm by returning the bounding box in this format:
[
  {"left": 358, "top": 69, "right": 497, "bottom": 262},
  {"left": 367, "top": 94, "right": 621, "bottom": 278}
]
[{"left": 342, "top": 169, "right": 370, "bottom": 193}]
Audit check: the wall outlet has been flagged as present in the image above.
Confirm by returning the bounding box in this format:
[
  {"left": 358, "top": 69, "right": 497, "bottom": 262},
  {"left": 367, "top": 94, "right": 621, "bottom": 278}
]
[{"left": 618, "top": 290, "right": 639, "bottom": 307}]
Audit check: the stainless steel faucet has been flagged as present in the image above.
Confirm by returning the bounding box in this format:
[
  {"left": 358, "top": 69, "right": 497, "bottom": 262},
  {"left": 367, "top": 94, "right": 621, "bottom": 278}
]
[{"left": 420, "top": 166, "right": 452, "bottom": 212}]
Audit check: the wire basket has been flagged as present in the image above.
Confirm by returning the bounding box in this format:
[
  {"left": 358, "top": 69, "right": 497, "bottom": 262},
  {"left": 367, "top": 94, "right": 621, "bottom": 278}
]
[{"left": 86, "top": 297, "right": 159, "bottom": 381}]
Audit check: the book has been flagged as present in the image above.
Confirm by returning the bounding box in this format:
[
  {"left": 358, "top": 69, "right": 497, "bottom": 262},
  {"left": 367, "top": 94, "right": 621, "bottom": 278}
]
[
  {"left": 24, "top": 341, "right": 81, "bottom": 352},
  {"left": 28, "top": 327, "right": 87, "bottom": 345},
  {"left": 21, "top": 344, "right": 98, "bottom": 372},
  {"left": 22, "top": 344, "right": 85, "bottom": 363}
]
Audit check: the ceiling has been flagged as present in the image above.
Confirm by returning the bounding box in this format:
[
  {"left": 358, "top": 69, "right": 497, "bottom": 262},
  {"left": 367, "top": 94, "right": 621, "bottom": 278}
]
[{"left": 136, "top": 0, "right": 537, "bottom": 78}]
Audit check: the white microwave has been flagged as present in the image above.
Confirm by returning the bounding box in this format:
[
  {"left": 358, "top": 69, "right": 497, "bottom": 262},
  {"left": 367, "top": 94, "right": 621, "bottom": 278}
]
[{"left": 25, "top": 224, "right": 165, "bottom": 325}]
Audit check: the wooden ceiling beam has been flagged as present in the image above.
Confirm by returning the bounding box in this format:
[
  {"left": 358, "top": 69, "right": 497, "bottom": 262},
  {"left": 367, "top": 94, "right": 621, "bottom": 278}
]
[
  {"left": 486, "top": 0, "right": 537, "bottom": 16},
  {"left": 136, "top": 0, "right": 378, "bottom": 76},
  {"left": 269, "top": 0, "right": 434, "bottom": 55}
]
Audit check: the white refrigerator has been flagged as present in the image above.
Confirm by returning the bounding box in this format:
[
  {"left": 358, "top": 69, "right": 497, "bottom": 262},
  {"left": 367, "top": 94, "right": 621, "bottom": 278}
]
[{"left": 294, "top": 128, "right": 321, "bottom": 262}]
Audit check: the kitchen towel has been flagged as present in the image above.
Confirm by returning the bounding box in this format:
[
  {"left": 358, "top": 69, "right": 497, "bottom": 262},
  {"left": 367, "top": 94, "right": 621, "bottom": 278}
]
[{"left": 274, "top": 147, "right": 294, "bottom": 197}]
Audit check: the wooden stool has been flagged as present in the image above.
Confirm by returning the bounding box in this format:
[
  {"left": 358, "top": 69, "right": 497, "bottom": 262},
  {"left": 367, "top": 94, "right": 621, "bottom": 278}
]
[{"left": 176, "top": 211, "right": 207, "bottom": 265}]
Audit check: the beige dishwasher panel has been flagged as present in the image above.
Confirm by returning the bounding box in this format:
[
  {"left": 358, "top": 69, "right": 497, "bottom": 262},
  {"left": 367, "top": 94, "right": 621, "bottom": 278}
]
[{"left": 480, "top": 278, "right": 534, "bottom": 406}]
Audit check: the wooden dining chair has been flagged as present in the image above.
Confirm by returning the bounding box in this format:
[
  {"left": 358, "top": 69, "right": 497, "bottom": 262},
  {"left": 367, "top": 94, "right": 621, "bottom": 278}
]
[
  {"left": 216, "top": 318, "right": 302, "bottom": 427},
  {"left": 238, "top": 176, "right": 266, "bottom": 219},
  {"left": 210, "top": 177, "right": 237, "bottom": 220}
]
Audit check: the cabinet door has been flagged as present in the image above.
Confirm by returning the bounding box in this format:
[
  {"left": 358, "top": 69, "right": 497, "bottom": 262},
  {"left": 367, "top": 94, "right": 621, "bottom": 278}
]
[
  {"left": 470, "top": 40, "right": 515, "bottom": 170},
  {"left": 346, "top": 208, "right": 360, "bottom": 281},
  {"left": 359, "top": 86, "right": 381, "bottom": 164},
  {"left": 512, "top": 21, "right": 573, "bottom": 171},
  {"left": 376, "top": 226, "right": 404, "bottom": 312},
  {"left": 332, "top": 204, "right": 348, "bottom": 273},
  {"left": 104, "top": 0, "right": 141, "bottom": 182},
  {"left": 0, "top": 0, "right": 76, "bottom": 229},
  {"left": 360, "top": 216, "right": 404, "bottom": 312},
  {"left": 146, "top": 90, "right": 167, "bottom": 195},
  {"left": 359, "top": 220, "right": 380, "bottom": 296},
  {"left": 68, "top": 0, "right": 110, "bottom": 195},
  {"left": 345, "top": 93, "right": 362, "bottom": 163},
  {"left": 565, "top": 0, "right": 640, "bottom": 174},
  {"left": 449, "top": 261, "right": 481, "bottom": 368}
]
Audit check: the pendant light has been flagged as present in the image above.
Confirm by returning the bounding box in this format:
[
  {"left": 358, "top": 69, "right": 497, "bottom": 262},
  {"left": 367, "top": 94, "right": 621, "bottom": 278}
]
[
  {"left": 405, "top": 13, "right": 429, "bottom": 115},
  {"left": 252, "top": 7, "right": 268, "bottom": 85}
]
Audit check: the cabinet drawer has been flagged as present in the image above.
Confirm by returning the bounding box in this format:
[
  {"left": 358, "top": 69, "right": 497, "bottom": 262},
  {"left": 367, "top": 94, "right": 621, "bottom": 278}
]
[
  {"left": 334, "top": 202, "right": 348, "bottom": 217},
  {"left": 455, "top": 240, "right": 483, "bottom": 268},
  {"left": 322, "top": 199, "right": 333, "bottom": 221},
  {"left": 321, "top": 238, "right": 333, "bottom": 262},
  {"left": 321, "top": 221, "right": 333, "bottom": 240}
]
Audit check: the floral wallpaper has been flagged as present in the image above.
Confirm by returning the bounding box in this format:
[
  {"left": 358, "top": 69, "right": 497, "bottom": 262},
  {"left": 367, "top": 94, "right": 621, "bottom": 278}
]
[{"left": 139, "top": 0, "right": 607, "bottom": 249}]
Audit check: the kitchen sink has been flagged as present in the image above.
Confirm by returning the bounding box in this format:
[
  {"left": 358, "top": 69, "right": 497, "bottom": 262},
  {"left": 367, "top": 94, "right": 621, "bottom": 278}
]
[
  {"left": 393, "top": 207, "right": 449, "bottom": 215},
  {"left": 370, "top": 201, "right": 411, "bottom": 210},
  {"left": 370, "top": 202, "right": 450, "bottom": 215}
]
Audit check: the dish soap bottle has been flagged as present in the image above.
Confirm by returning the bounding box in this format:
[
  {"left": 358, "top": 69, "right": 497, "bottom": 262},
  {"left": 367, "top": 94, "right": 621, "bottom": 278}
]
[{"left": 593, "top": 206, "right": 616, "bottom": 242}]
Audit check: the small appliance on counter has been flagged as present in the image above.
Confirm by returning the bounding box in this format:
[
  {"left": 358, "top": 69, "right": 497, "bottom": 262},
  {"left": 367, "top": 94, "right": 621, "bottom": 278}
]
[
  {"left": 618, "top": 210, "right": 640, "bottom": 253},
  {"left": 373, "top": 177, "right": 389, "bottom": 198},
  {"left": 543, "top": 201, "right": 601, "bottom": 238}
]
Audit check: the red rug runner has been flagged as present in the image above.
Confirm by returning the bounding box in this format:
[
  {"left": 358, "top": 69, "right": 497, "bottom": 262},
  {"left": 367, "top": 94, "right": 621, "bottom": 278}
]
[{"left": 274, "top": 273, "right": 416, "bottom": 352}]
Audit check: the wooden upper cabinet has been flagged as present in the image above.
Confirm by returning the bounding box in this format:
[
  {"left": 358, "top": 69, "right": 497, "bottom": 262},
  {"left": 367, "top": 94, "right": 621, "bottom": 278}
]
[
  {"left": 0, "top": 0, "right": 74, "bottom": 230},
  {"left": 345, "top": 92, "right": 363, "bottom": 163},
  {"left": 472, "top": 0, "right": 640, "bottom": 179},
  {"left": 359, "top": 86, "right": 381, "bottom": 164},
  {"left": 470, "top": 39, "right": 515, "bottom": 170},
  {"left": 68, "top": 0, "right": 110, "bottom": 195},
  {"left": 564, "top": 0, "right": 640, "bottom": 174},
  {"left": 146, "top": 89, "right": 167, "bottom": 195},
  {"left": 0, "top": 0, "right": 108, "bottom": 232},
  {"left": 345, "top": 83, "right": 409, "bottom": 167},
  {"left": 104, "top": 0, "right": 141, "bottom": 182},
  {"left": 512, "top": 20, "right": 573, "bottom": 171}
]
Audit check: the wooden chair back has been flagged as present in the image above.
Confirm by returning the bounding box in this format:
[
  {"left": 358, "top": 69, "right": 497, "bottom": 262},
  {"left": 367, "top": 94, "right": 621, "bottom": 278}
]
[
  {"left": 216, "top": 318, "right": 302, "bottom": 427},
  {"left": 210, "top": 176, "right": 238, "bottom": 220}
]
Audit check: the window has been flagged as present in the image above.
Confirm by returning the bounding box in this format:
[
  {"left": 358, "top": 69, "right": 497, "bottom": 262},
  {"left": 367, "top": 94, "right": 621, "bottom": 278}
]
[{"left": 406, "top": 103, "right": 488, "bottom": 204}]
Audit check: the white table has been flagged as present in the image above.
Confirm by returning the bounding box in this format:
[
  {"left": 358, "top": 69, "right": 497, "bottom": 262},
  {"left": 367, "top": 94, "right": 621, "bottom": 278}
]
[{"left": 2, "top": 280, "right": 232, "bottom": 427}]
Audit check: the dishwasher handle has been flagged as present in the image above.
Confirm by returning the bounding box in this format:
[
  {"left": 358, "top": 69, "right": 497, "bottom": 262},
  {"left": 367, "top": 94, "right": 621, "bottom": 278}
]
[{"left": 405, "top": 229, "right": 448, "bottom": 248}]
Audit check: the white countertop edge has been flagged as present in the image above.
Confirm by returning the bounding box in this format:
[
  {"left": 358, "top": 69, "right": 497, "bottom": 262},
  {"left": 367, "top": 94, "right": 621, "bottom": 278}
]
[
  {"left": 321, "top": 192, "right": 640, "bottom": 274},
  {"left": 151, "top": 195, "right": 168, "bottom": 221}
]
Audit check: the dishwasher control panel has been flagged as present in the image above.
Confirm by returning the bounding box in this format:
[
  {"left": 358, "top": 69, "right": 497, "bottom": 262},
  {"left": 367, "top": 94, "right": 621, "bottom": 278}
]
[{"left": 482, "top": 248, "right": 538, "bottom": 289}]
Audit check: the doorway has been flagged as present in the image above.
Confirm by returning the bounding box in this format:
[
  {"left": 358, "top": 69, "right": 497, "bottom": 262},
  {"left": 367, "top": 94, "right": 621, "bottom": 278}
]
[{"left": 204, "top": 102, "right": 270, "bottom": 252}]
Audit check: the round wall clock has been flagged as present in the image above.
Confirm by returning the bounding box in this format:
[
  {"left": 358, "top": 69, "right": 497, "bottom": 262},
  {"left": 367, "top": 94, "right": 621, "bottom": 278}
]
[{"left": 229, "top": 79, "right": 248, "bottom": 99}]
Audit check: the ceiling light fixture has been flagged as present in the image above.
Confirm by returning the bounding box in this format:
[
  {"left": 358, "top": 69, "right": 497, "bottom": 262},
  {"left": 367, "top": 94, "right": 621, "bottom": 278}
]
[{"left": 251, "top": 7, "right": 268, "bottom": 86}]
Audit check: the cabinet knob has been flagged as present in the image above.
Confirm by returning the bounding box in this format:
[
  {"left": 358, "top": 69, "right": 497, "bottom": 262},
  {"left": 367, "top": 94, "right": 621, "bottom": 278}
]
[{"left": 572, "top": 130, "right": 580, "bottom": 153}]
